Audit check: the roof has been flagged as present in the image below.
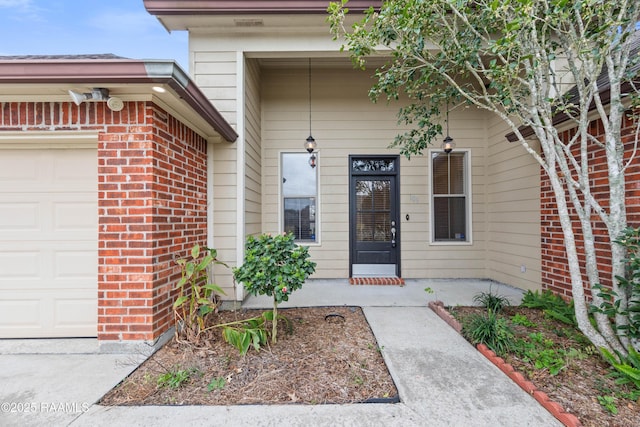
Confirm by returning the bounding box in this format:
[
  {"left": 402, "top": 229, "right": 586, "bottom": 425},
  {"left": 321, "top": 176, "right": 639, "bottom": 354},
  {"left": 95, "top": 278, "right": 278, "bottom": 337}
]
[
  {"left": 0, "top": 54, "right": 126, "bottom": 60},
  {"left": 0, "top": 55, "right": 238, "bottom": 143}
]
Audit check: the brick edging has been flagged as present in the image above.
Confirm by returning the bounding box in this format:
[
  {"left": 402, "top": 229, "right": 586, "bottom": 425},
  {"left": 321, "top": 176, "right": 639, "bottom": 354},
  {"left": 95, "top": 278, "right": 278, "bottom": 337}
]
[{"left": 427, "top": 300, "right": 582, "bottom": 427}]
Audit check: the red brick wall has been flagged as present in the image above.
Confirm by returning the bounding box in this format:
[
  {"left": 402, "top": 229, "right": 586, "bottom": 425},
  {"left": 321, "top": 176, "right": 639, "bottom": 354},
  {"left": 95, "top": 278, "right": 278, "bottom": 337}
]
[
  {"left": 541, "top": 111, "right": 640, "bottom": 298},
  {"left": 98, "top": 104, "right": 208, "bottom": 342},
  {"left": 0, "top": 101, "right": 208, "bottom": 342}
]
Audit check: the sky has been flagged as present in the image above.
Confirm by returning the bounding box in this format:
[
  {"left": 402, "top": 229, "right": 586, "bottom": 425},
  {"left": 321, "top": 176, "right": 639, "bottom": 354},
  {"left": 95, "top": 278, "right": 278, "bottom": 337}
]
[{"left": 0, "top": 0, "right": 188, "bottom": 69}]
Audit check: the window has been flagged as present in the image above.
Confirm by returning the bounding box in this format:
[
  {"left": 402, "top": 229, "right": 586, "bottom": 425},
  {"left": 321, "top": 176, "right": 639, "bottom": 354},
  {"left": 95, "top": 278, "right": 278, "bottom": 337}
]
[
  {"left": 431, "top": 151, "right": 470, "bottom": 243},
  {"left": 281, "top": 153, "right": 317, "bottom": 242}
]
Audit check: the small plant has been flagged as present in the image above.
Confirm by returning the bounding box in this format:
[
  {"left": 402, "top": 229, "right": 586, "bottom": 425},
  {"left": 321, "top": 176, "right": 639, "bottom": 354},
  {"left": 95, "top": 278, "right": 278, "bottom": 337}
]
[
  {"left": 463, "top": 310, "right": 515, "bottom": 356},
  {"left": 597, "top": 395, "right": 618, "bottom": 414},
  {"left": 472, "top": 290, "right": 510, "bottom": 313},
  {"left": 213, "top": 310, "right": 293, "bottom": 355},
  {"left": 207, "top": 377, "right": 226, "bottom": 391},
  {"left": 601, "top": 346, "right": 640, "bottom": 392},
  {"left": 157, "top": 367, "right": 198, "bottom": 389},
  {"left": 521, "top": 290, "right": 576, "bottom": 326},
  {"left": 233, "top": 233, "right": 316, "bottom": 344},
  {"left": 510, "top": 313, "right": 536, "bottom": 327},
  {"left": 532, "top": 349, "right": 566, "bottom": 376},
  {"left": 173, "top": 244, "right": 227, "bottom": 342}
]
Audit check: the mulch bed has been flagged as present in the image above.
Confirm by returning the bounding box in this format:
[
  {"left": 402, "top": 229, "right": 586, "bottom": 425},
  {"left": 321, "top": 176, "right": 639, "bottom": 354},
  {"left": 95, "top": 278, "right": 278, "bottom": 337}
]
[
  {"left": 100, "top": 306, "right": 398, "bottom": 406},
  {"left": 449, "top": 305, "right": 640, "bottom": 427}
]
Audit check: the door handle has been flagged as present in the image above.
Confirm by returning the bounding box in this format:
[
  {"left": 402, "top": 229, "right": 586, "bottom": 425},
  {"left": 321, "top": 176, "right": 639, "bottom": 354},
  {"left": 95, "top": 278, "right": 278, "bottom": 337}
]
[{"left": 391, "top": 220, "right": 396, "bottom": 248}]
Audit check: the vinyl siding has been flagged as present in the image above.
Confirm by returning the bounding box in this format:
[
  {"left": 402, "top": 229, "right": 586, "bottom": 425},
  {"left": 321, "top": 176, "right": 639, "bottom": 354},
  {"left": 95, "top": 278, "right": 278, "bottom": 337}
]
[
  {"left": 192, "top": 50, "right": 238, "bottom": 127},
  {"left": 486, "top": 115, "right": 541, "bottom": 290},
  {"left": 244, "top": 58, "right": 262, "bottom": 237},
  {"left": 212, "top": 142, "right": 238, "bottom": 296},
  {"left": 262, "top": 66, "right": 490, "bottom": 279},
  {"left": 190, "top": 35, "right": 542, "bottom": 291}
]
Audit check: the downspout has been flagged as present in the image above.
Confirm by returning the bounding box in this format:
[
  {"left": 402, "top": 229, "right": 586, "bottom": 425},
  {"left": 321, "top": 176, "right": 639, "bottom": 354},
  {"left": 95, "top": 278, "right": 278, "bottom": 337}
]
[
  {"left": 207, "top": 142, "right": 215, "bottom": 251},
  {"left": 235, "top": 51, "right": 246, "bottom": 301}
]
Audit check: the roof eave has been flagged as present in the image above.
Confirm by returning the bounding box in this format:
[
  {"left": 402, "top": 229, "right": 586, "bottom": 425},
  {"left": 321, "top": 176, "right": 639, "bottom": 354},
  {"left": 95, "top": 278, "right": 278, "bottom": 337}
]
[
  {"left": 0, "top": 59, "right": 238, "bottom": 143},
  {"left": 143, "top": 0, "right": 379, "bottom": 15}
]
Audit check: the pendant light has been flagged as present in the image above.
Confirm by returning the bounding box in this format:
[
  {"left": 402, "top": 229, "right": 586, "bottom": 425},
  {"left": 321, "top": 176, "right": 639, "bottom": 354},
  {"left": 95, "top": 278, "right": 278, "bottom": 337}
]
[
  {"left": 304, "top": 58, "right": 317, "bottom": 167},
  {"left": 442, "top": 101, "right": 455, "bottom": 154}
]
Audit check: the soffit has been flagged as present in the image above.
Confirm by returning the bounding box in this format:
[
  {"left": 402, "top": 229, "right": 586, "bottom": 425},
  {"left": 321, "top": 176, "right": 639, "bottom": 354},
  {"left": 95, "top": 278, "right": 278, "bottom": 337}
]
[{"left": 144, "top": 0, "right": 377, "bottom": 32}]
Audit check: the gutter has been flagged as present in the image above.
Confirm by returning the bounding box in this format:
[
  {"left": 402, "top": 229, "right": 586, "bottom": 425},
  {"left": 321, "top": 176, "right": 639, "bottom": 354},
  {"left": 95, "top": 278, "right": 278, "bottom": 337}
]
[
  {"left": 0, "top": 58, "right": 238, "bottom": 143},
  {"left": 143, "top": 0, "right": 380, "bottom": 14},
  {"left": 144, "top": 60, "right": 238, "bottom": 142}
]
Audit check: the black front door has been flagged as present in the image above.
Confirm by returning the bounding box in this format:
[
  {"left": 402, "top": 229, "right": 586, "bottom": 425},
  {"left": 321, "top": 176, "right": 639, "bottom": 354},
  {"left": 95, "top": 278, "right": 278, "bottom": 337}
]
[{"left": 349, "top": 156, "right": 400, "bottom": 277}]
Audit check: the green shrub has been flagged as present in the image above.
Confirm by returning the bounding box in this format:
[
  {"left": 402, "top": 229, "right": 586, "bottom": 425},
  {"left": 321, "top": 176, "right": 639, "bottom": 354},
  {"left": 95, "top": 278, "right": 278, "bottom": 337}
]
[
  {"left": 463, "top": 311, "right": 515, "bottom": 356},
  {"left": 472, "top": 290, "right": 510, "bottom": 313},
  {"left": 601, "top": 346, "right": 640, "bottom": 394},
  {"left": 233, "top": 233, "right": 316, "bottom": 343},
  {"left": 521, "top": 290, "right": 576, "bottom": 326}
]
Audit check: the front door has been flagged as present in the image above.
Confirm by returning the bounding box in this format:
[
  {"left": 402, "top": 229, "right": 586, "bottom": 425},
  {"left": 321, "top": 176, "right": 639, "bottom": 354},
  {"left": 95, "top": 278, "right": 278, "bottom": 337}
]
[{"left": 349, "top": 156, "right": 400, "bottom": 277}]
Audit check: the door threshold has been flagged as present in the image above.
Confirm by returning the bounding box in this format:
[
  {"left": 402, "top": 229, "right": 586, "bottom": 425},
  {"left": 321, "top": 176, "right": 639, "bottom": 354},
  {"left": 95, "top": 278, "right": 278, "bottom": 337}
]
[{"left": 349, "top": 277, "right": 405, "bottom": 286}]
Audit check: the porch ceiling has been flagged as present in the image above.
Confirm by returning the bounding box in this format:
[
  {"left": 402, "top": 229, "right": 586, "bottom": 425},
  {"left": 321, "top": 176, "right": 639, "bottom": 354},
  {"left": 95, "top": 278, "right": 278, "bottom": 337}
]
[{"left": 256, "top": 56, "right": 389, "bottom": 70}]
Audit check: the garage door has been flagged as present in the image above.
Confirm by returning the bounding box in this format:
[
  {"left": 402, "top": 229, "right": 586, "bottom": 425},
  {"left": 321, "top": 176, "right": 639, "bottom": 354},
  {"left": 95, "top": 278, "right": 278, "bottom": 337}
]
[{"left": 0, "top": 147, "right": 97, "bottom": 338}]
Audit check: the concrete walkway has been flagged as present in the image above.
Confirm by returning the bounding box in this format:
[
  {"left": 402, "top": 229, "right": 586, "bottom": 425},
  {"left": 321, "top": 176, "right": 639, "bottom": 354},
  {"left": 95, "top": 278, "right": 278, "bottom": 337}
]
[{"left": 0, "top": 279, "right": 561, "bottom": 426}]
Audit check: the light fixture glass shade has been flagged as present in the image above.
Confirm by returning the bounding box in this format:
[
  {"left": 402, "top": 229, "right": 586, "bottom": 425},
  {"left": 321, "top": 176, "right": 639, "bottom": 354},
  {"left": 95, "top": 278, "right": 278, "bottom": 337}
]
[
  {"left": 442, "top": 135, "right": 455, "bottom": 153},
  {"left": 305, "top": 135, "right": 317, "bottom": 153}
]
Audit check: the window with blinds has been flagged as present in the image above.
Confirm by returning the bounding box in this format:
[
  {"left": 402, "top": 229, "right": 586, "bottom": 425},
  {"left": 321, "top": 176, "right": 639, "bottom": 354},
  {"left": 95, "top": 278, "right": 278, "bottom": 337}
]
[
  {"left": 282, "top": 153, "right": 317, "bottom": 242},
  {"left": 431, "top": 151, "right": 469, "bottom": 242}
]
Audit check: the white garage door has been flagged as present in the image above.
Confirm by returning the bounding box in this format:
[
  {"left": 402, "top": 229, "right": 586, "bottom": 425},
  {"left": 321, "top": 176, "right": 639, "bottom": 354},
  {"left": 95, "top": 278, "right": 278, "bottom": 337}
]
[{"left": 0, "top": 146, "right": 97, "bottom": 338}]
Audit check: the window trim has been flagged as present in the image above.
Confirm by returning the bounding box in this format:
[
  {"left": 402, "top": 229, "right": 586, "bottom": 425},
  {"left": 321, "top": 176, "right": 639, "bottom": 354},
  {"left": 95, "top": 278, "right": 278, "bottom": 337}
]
[
  {"left": 428, "top": 148, "right": 473, "bottom": 246},
  {"left": 279, "top": 151, "right": 321, "bottom": 245}
]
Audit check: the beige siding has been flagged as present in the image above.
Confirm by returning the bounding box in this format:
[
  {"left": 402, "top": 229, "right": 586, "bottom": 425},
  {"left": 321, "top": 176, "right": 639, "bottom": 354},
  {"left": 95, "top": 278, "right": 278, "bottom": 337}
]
[
  {"left": 212, "top": 141, "right": 238, "bottom": 296},
  {"left": 189, "top": 32, "right": 541, "bottom": 292},
  {"left": 244, "top": 58, "right": 262, "bottom": 237},
  {"left": 486, "top": 116, "right": 541, "bottom": 290},
  {"left": 192, "top": 49, "right": 238, "bottom": 127},
  {"left": 190, "top": 43, "right": 242, "bottom": 297},
  {"left": 262, "top": 67, "right": 490, "bottom": 279}
]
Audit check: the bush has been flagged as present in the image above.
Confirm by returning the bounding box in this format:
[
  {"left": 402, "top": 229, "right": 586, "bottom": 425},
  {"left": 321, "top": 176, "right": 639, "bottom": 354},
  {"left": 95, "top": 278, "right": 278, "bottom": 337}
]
[
  {"left": 473, "top": 290, "right": 510, "bottom": 313},
  {"left": 233, "top": 233, "right": 316, "bottom": 343},
  {"left": 463, "top": 310, "right": 515, "bottom": 356},
  {"left": 521, "top": 290, "right": 576, "bottom": 326}
]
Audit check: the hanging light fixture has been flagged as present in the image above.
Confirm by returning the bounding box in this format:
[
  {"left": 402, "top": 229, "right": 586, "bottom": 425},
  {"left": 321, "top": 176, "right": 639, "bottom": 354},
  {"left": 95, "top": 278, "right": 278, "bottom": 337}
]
[
  {"left": 304, "top": 58, "right": 317, "bottom": 167},
  {"left": 442, "top": 101, "right": 456, "bottom": 154}
]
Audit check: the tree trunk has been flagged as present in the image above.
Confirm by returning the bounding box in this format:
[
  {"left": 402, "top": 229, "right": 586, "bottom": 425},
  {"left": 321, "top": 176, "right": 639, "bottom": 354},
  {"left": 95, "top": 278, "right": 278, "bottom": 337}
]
[{"left": 272, "top": 298, "right": 278, "bottom": 344}]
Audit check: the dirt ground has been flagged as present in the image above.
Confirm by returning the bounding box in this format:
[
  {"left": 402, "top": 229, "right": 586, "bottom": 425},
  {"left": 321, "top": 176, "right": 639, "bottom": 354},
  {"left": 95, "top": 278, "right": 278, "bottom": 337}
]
[{"left": 100, "top": 306, "right": 398, "bottom": 406}]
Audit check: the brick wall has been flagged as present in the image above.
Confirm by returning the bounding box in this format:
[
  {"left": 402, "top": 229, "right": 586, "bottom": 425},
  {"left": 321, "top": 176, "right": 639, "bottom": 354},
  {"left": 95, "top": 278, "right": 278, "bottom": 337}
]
[
  {"left": 541, "top": 110, "right": 640, "bottom": 298},
  {"left": 0, "top": 101, "right": 208, "bottom": 342}
]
